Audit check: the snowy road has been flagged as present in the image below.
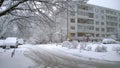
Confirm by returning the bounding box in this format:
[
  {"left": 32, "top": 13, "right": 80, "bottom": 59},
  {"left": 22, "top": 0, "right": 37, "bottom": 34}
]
[
  {"left": 0, "top": 44, "right": 120, "bottom": 68},
  {"left": 25, "top": 44, "right": 120, "bottom": 68},
  {"left": 0, "top": 47, "right": 34, "bottom": 68}
]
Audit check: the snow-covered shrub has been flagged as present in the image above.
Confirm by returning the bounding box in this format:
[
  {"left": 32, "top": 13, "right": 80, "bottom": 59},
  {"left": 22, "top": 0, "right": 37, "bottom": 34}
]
[
  {"left": 101, "top": 46, "right": 107, "bottom": 52},
  {"left": 62, "top": 40, "right": 78, "bottom": 49},
  {"left": 85, "top": 46, "right": 92, "bottom": 51},
  {"left": 95, "top": 46, "right": 102, "bottom": 52},
  {"left": 62, "top": 41, "right": 72, "bottom": 48},
  {"left": 95, "top": 46, "right": 107, "bottom": 52},
  {"left": 79, "top": 42, "right": 87, "bottom": 50},
  {"left": 113, "top": 47, "right": 120, "bottom": 54},
  {"left": 70, "top": 41, "right": 78, "bottom": 49}
]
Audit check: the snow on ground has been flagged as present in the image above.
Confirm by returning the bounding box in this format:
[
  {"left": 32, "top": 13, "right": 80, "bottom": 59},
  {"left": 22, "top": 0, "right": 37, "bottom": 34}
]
[
  {"left": 0, "top": 44, "right": 34, "bottom": 68},
  {"left": 0, "top": 43, "right": 120, "bottom": 68},
  {"left": 44, "top": 43, "right": 120, "bottom": 62}
]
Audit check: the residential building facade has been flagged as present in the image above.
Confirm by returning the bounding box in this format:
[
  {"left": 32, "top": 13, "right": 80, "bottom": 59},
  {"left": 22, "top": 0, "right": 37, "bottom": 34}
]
[{"left": 68, "top": 1, "right": 120, "bottom": 41}]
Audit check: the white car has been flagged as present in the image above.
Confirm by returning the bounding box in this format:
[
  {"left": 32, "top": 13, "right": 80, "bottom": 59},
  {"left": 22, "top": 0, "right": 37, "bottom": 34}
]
[
  {"left": 102, "top": 38, "right": 119, "bottom": 44},
  {"left": 1, "top": 37, "right": 18, "bottom": 49},
  {"left": 18, "top": 38, "right": 24, "bottom": 45}
]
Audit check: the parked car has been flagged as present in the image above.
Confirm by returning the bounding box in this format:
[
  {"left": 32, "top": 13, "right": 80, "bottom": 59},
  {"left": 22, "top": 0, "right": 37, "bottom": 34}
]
[
  {"left": 18, "top": 38, "right": 24, "bottom": 45},
  {"left": 3, "top": 37, "right": 18, "bottom": 49},
  {"left": 0, "top": 37, "right": 25, "bottom": 49},
  {"left": 102, "top": 38, "right": 119, "bottom": 44}
]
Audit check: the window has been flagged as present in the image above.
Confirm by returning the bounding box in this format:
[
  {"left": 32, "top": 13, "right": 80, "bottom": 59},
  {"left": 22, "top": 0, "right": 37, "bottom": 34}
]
[
  {"left": 101, "top": 16, "right": 104, "bottom": 19},
  {"left": 89, "top": 26, "right": 94, "bottom": 30},
  {"left": 106, "top": 21, "right": 117, "bottom": 26},
  {"left": 78, "top": 33, "right": 85, "bottom": 37},
  {"left": 96, "top": 28, "right": 99, "bottom": 31},
  {"left": 101, "top": 10, "right": 104, "bottom": 13},
  {"left": 102, "top": 34, "right": 105, "bottom": 37},
  {"left": 101, "top": 22, "right": 104, "bottom": 25},
  {"left": 88, "top": 13, "right": 94, "bottom": 18},
  {"left": 95, "top": 9, "right": 99, "bottom": 13},
  {"left": 119, "top": 13, "right": 120, "bottom": 16},
  {"left": 70, "top": 33, "right": 75, "bottom": 37},
  {"left": 101, "top": 28, "right": 105, "bottom": 31},
  {"left": 70, "top": 18, "right": 75, "bottom": 23},
  {"left": 88, "top": 20, "right": 94, "bottom": 24},
  {"left": 77, "top": 18, "right": 88, "bottom": 23},
  {"left": 95, "top": 15, "right": 98, "bottom": 19},
  {"left": 96, "top": 34, "right": 99, "bottom": 37},
  {"left": 96, "top": 21, "right": 99, "bottom": 25},
  {"left": 77, "top": 11, "right": 88, "bottom": 16},
  {"left": 70, "top": 26, "right": 75, "bottom": 30},
  {"left": 70, "top": 11, "right": 75, "bottom": 16},
  {"left": 107, "top": 27, "right": 116, "bottom": 32}
]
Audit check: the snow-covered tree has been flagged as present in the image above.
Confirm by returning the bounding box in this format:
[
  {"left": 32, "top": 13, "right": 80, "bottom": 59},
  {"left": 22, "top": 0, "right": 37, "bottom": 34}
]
[{"left": 0, "top": 0, "right": 75, "bottom": 40}]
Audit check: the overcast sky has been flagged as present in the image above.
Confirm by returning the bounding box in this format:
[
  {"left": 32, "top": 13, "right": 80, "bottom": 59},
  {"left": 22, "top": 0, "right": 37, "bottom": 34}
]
[{"left": 88, "top": 0, "right": 120, "bottom": 10}]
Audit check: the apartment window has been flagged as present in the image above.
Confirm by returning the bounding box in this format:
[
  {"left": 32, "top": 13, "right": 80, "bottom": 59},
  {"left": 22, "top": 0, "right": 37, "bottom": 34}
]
[
  {"left": 119, "top": 13, "right": 120, "bottom": 16},
  {"left": 101, "top": 22, "right": 104, "bottom": 25},
  {"left": 96, "top": 34, "right": 99, "bottom": 37},
  {"left": 107, "top": 27, "right": 115, "bottom": 32},
  {"left": 106, "top": 22, "right": 117, "bottom": 26},
  {"left": 88, "top": 13, "right": 94, "bottom": 18},
  {"left": 77, "top": 18, "right": 88, "bottom": 23},
  {"left": 106, "top": 34, "right": 110, "bottom": 37},
  {"left": 101, "top": 28, "right": 105, "bottom": 32},
  {"left": 101, "top": 16, "right": 104, "bottom": 19},
  {"left": 96, "top": 28, "right": 99, "bottom": 31},
  {"left": 96, "top": 21, "right": 99, "bottom": 25},
  {"left": 89, "top": 26, "right": 94, "bottom": 30},
  {"left": 70, "top": 26, "right": 75, "bottom": 30},
  {"left": 89, "top": 20, "right": 94, "bottom": 24},
  {"left": 70, "top": 11, "right": 75, "bottom": 16},
  {"left": 102, "top": 34, "right": 105, "bottom": 37},
  {"left": 101, "top": 10, "right": 104, "bottom": 14},
  {"left": 95, "top": 15, "right": 98, "bottom": 19},
  {"left": 95, "top": 9, "right": 99, "bottom": 13},
  {"left": 78, "top": 33, "right": 85, "bottom": 37},
  {"left": 82, "top": 5, "right": 88, "bottom": 10},
  {"left": 70, "top": 33, "right": 75, "bottom": 37},
  {"left": 70, "top": 18, "right": 75, "bottom": 23}
]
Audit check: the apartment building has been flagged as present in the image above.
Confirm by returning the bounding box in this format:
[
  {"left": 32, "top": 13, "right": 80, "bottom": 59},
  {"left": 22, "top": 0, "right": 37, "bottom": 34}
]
[{"left": 68, "top": 1, "right": 120, "bottom": 41}]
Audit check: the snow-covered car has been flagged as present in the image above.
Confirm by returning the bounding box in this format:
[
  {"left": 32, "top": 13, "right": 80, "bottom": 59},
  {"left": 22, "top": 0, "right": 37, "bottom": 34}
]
[
  {"left": 102, "top": 38, "right": 119, "bottom": 44},
  {"left": 18, "top": 38, "right": 24, "bottom": 45},
  {"left": 3, "top": 37, "right": 18, "bottom": 49}
]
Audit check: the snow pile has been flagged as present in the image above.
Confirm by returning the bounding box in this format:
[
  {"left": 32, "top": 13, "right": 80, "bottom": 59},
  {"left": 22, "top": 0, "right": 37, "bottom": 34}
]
[
  {"left": 95, "top": 45, "right": 107, "bottom": 52},
  {"left": 113, "top": 47, "right": 120, "bottom": 54},
  {"left": 0, "top": 45, "right": 34, "bottom": 68}
]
